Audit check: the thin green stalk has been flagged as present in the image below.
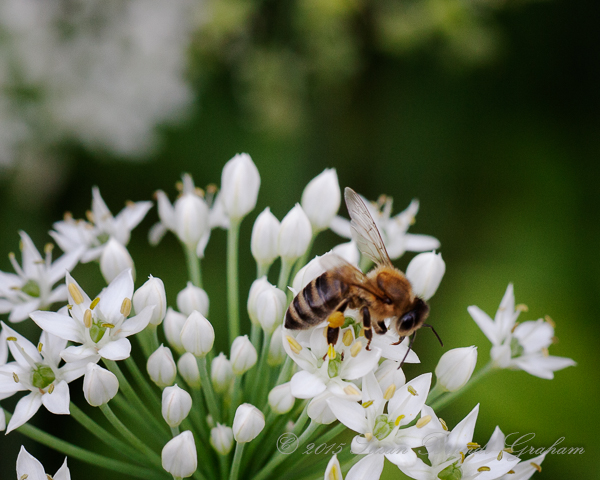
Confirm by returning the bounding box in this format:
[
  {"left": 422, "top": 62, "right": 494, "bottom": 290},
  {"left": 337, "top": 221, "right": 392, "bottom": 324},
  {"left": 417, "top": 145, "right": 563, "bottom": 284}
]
[
  {"left": 250, "top": 323, "right": 262, "bottom": 356},
  {"left": 99, "top": 403, "right": 162, "bottom": 469},
  {"left": 125, "top": 355, "right": 162, "bottom": 410},
  {"left": 227, "top": 219, "right": 241, "bottom": 343},
  {"left": 219, "top": 454, "right": 230, "bottom": 480},
  {"left": 257, "top": 262, "right": 270, "bottom": 279},
  {"left": 190, "top": 388, "right": 210, "bottom": 438},
  {"left": 229, "top": 442, "right": 245, "bottom": 480},
  {"left": 111, "top": 393, "right": 164, "bottom": 449},
  {"left": 278, "top": 258, "right": 295, "bottom": 292},
  {"left": 252, "top": 331, "right": 271, "bottom": 405},
  {"left": 245, "top": 415, "right": 288, "bottom": 471},
  {"left": 430, "top": 362, "right": 495, "bottom": 412},
  {"left": 272, "top": 356, "right": 293, "bottom": 390},
  {"left": 229, "top": 375, "right": 243, "bottom": 421},
  {"left": 5, "top": 411, "right": 165, "bottom": 480},
  {"left": 185, "top": 244, "right": 203, "bottom": 288},
  {"left": 197, "top": 356, "right": 221, "bottom": 422},
  {"left": 291, "top": 234, "right": 316, "bottom": 280},
  {"left": 69, "top": 402, "right": 147, "bottom": 464}
]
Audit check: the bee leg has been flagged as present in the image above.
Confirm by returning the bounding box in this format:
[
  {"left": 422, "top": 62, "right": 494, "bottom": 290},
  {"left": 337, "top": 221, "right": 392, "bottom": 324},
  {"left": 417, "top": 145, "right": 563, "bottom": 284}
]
[
  {"left": 391, "top": 336, "right": 405, "bottom": 346},
  {"left": 377, "top": 320, "right": 387, "bottom": 335},
  {"left": 361, "top": 306, "right": 373, "bottom": 351},
  {"left": 398, "top": 332, "right": 417, "bottom": 369},
  {"left": 423, "top": 323, "right": 444, "bottom": 347}
]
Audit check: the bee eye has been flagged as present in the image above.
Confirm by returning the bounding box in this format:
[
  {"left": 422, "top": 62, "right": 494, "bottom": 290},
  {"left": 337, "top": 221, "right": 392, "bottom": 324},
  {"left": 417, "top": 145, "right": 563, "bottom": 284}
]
[
  {"left": 399, "top": 311, "right": 416, "bottom": 330},
  {"left": 383, "top": 296, "right": 392, "bottom": 305}
]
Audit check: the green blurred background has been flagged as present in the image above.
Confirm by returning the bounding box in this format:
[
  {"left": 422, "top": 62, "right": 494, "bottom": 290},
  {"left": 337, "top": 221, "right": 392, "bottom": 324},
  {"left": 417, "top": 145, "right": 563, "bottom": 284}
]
[{"left": 0, "top": 0, "right": 597, "bottom": 479}]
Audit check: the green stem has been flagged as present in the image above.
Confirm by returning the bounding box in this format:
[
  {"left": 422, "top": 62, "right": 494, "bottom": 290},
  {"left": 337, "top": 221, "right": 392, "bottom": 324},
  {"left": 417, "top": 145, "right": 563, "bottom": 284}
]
[
  {"left": 5, "top": 411, "right": 165, "bottom": 480},
  {"left": 190, "top": 387, "right": 210, "bottom": 438},
  {"left": 185, "top": 244, "right": 203, "bottom": 288},
  {"left": 110, "top": 393, "right": 164, "bottom": 449},
  {"left": 197, "top": 356, "right": 221, "bottom": 422},
  {"left": 229, "top": 442, "right": 245, "bottom": 480},
  {"left": 277, "top": 258, "right": 295, "bottom": 292},
  {"left": 252, "top": 331, "right": 272, "bottom": 406},
  {"left": 219, "top": 453, "right": 230, "bottom": 480},
  {"left": 227, "top": 219, "right": 241, "bottom": 343},
  {"left": 229, "top": 375, "right": 243, "bottom": 421},
  {"left": 429, "top": 362, "right": 496, "bottom": 412},
  {"left": 257, "top": 262, "right": 270, "bottom": 279},
  {"left": 125, "top": 355, "right": 162, "bottom": 410}
]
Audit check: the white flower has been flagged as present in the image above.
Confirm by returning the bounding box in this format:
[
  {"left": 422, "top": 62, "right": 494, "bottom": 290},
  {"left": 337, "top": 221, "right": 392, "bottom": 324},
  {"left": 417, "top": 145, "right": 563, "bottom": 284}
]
[
  {"left": 210, "top": 424, "right": 234, "bottom": 455},
  {"left": 301, "top": 169, "right": 341, "bottom": 232},
  {"left": 83, "top": 363, "right": 119, "bottom": 407},
  {"left": 0, "top": 231, "right": 81, "bottom": 323},
  {"left": 374, "top": 359, "right": 406, "bottom": 393},
  {"left": 332, "top": 241, "right": 360, "bottom": 266},
  {"left": 164, "top": 307, "right": 187, "bottom": 354},
  {"left": 50, "top": 187, "right": 151, "bottom": 262},
  {"left": 435, "top": 346, "right": 478, "bottom": 392},
  {"left": 268, "top": 325, "right": 286, "bottom": 366},
  {"left": 277, "top": 204, "right": 312, "bottom": 262},
  {"left": 147, "top": 345, "right": 177, "bottom": 388},
  {"left": 324, "top": 454, "right": 343, "bottom": 480},
  {"left": 268, "top": 382, "right": 295, "bottom": 414},
  {"left": 162, "top": 384, "right": 192, "bottom": 428},
  {"left": 0, "top": 322, "right": 88, "bottom": 433},
  {"left": 251, "top": 207, "right": 281, "bottom": 270},
  {"left": 230, "top": 336, "right": 257, "bottom": 375},
  {"left": 180, "top": 311, "right": 215, "bottom": 358},
  {"left": 16, "top": 446, "right": 70, "bottom": 480},
  {"left": 178, "top": 352, "right": 201, "bottom": 389},
  {"left": 133, "top": 275, "right": 167, "bottom": 326},
  {"left": 485, "top": 427, "right": 547, "bottom": 480},
  {"left": 330, "top": 193, "right": 439, "bottom": 260},
  {"left": 255, "top": 285, "right": 287, "bottom": 334},
  {"left": 177, "top": 282, "right": 209, "bottom": 317},
  {"left": 247, "top": 277, "right": 272, "bottom": 326},
  {"left": 162, "top": 430, "right": 197, "bottom": 478},
  {"left": 468, "top": 284, "right": 576, "bottom": 379},
  {"left": 405, "top": 251, "right": 446, "bottom": 301},
  {"left": 30, "top": 269, "right": 153, "bottom": 363},
  {"left": 219, "top": 153, "right": 261, "bottom": 221},
  {"left": 233, "top": 403, "right": 265, "bottom": 443},
  {"left": 398, "top": 404, "right": 519, "bottom": 480},
  {"left": 211, "top": 353, "right": 233, "bottom": 394},
  {"left": 99, "top": 238, "right": 135, "bottom": 284}
]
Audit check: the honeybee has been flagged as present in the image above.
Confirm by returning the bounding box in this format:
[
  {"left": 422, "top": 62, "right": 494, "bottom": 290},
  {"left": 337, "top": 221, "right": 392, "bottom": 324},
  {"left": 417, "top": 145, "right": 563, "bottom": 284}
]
[{"left": 285, "top": 187, "right": 442, "bottom": 365}]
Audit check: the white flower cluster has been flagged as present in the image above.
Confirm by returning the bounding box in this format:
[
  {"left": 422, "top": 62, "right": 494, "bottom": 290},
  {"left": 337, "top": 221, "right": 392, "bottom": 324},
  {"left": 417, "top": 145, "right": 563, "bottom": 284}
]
[{"left": 0, "top": 154, "right": 574, "bottom": 480}]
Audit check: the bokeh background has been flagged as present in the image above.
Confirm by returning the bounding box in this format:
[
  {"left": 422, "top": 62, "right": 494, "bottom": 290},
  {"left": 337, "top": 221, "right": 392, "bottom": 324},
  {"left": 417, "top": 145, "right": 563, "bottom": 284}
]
[{"left": 0, "top": 0, "right": 597, "bottom": 479}]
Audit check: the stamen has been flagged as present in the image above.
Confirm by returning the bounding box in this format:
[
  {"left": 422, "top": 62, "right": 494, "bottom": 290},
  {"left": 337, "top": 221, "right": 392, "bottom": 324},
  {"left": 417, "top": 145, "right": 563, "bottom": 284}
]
[
  {"left": 85, "top": 210, "right": 94, "bottom": 223},
  {"left": 516, "top": 304, "right": 528, "bottom": 312},
  {"left": 364, "top": 433, "right": 373, "bottom": 441},
  {"left": 544, "top": 315, "right": 555, "bottom": 328},
  {"left": 477, "top": 467, "right": 490, "bottom": 472},
  {"left": 439, "top": 418, "right": 448, "bottom": 431},
  {"left": 327, "top": 344, "right": 336, "bottom": 360},
  {"left": 90, "top": 297, "right": 100, "bottom": 310},
  {"left": 195, "top": 187, "right": 205, "bottom": 197},
  {"left": 362, "top": 400, "right": 374, "bottom": 409},
  {"left": 507, "top": 470, "right": 515, "bottom": 474},
  {"left": 13, "top": 372, "right": 19, "bottom": 383},
  {"left": 175, "top": 181, "right": 183, "bottom": 192},
  {"left": 67, "top": 304, "right": 73, "bottom": 310},
  {"left": 8, "top": 252, "right": 25, "bottom": 277},
  {"left": 84, "top": 309, "right": 93, "bottom": 328},
  {"left": 328, "top": 311, "right": 345, "bottom": 328},
  {"left": 20, "top": 474, "right": 28, "bottom": 480},
  {"left": 407, "top": 385, "right": 418, "bottom": 396},
  {"left": 511, "top": 322, "right": 520, "bottom": 333},
  {"left": 530, "top": 462, "right": 542, "bottom": 473},
  {"left": 497, "top": 450, "right": 503, "bottom": 460},
  {"left": 286, "top": 336, "right": 302, "bottom": 354},
  {"left": 467, "top": 442, "right": 480, "bottom": 450},
  {"left": 328, "top": 464, "right": 341, "bottom": 480},
  {"left": 394, "top": 415, "right": 405, "bottom": 426},
  {"left": 416, "top": 415, "right": 432, "bottom": 429},
  {"left": 7, "top": 336, "right": 17, "bottom": 342},
  {"left": 503, "top": 447, "right": 514, "bottom": 453},
  {"left": 121, "top": 297, "right": 132, "bottom": 317},
  {"left": 64, "top": 211, "right": 73, "bottom": 221},
  {"left": 459, "top": 451, "right": 465, "bottom": 463},
  {"left": 68, "top": 283, "right": 84, "bottom": 305},
  {"left": 206, "top": 184, "right": 218, "bottom": 195},
  {"left": 38, "top": 343, "right": 43, "bottom": 353},
  {"left": 342, "top": 329, "right": 353, "bottom": 346},
  {"left": 48, "top": 384, "right": 55, "bottom": 394},
  {"left": 344, "top": 385, "right": 360, "bottom": 396},
  {"left": 102, "top": 323, "right": 115, "bottom": 329},
  {"left": 541, "top": 347, "right": 549, "bottom": 357},
  {"left": 383, "top": 384, "right": 396, "bottom": 400},
  {"left": 125, "top": 200, "right": 135, "bottom": 207},
  {"left": 350, "top": 341, "right": 362, "bottom": 357}
]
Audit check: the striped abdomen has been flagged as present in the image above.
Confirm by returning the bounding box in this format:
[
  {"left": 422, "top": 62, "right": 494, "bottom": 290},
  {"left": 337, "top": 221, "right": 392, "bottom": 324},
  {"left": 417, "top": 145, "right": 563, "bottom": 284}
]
[{"left": 285, "top": 273, "right": 350, "bottom": 330}]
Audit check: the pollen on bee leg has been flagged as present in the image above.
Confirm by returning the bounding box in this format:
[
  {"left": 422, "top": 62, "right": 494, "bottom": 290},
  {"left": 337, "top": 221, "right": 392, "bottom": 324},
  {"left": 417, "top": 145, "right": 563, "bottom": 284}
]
[
  {"left": 383, "top": 384, "right": 396, "bottom": 400},
  {"left": 344, "top": 385, "right": 360, "bottom": 396},
  {"left": 328, "top": 311, "right": 345, "bottom": 328},
  {"left": 342, "top": 329, "right": 353, "bottom": 346},
  {"left": 350, "top": 341, "right": 362, "bottom": 357},
  {"left": 68, "top": 283, "right": 84, "bottom": 305},
  {"left": 121, "top": 298, "right": 132, "bottom": 317},
  {"left": 416, "top": 415, "right": 432, "bottom": 429},
  {"left": 530, "top": 462, "right": 542, "bottom": 473},
  {"left": 516, "top": 304, "right": 528, "bottom": 312},
  {"left": 286, "top": 336, "right": 302, "bottom": 354},
  {"left": 394, "top": 415, "right": 405, "bottom": 426},
  {"left": 327, "top": 344, "right": 336, "bottom": 360},
  {"left": 407, "top": 385, "right": 418, "bottom": 396}
]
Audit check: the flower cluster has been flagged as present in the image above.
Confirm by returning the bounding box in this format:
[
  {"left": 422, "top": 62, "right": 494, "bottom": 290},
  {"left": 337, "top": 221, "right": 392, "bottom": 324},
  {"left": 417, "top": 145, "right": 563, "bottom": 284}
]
[{"left": 0, "top": 154, "right": 574, "bottom": 480}]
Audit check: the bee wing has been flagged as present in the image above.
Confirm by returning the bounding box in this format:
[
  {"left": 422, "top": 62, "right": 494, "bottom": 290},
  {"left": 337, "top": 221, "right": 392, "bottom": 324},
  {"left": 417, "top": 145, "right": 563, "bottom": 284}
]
[
  {"left": 344, "top": 187, "right": 393, "bottom": 267},
  {"left": 318, "top": 253, "right": 368, "bottom": 286}
]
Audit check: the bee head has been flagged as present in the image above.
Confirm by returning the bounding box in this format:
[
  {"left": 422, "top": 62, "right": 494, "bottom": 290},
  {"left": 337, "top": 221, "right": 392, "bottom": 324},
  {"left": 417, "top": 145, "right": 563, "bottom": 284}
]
[{"left": 393, "top": 298, "right": 429, "bottom": 336}]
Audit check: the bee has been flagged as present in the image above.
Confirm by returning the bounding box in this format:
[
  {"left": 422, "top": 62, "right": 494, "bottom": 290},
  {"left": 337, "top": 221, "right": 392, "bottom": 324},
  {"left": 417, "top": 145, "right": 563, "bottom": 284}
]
[{"left": 284, "top": 187, "right": 442, "bottom": 365}]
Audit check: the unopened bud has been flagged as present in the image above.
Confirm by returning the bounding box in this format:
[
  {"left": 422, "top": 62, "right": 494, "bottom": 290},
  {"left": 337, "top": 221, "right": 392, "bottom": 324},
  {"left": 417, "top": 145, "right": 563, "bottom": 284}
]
[
  {"left": 268, "top": 382, "right": 295, "bottom": 414},
  {"left": 133, "top": 275, "right": 167, "bottom": 326},
  {"left": 83, "top": 363, "right": 119, "bottom": 407},
  {"left": 210, "top": 424, "right": 234, "bottom": 455},
  {"left": 247, "top": 277, "right": 271, "bottom": 326},
  {"left": 177, "top": 282, "right": 209, "bottom": 317},
  {"left": 147, "top": 345, "right": 177, "bottom": 388},
  {"left": 277, "top": 204, "right": 312, "bottom": 262},
  {"left": 268, "top": 325, "right": 286, "bottom": 366},
  {"left": 232, "top": 403, "right": 265, "bottom": 443},
  {"left": 162, "top": 384, "right": 193, "bottom": 428},
  {"left": 164, "top": 308, "right": 187, "bottom": 354},
  {"left": 230, "top": 336, "right": 257, "bottom": 375},
  {"left": 180, "top": 311, "right": 215, "bottom": 357},
  {"left": 100, "top": 238, "right": 135, "bottom": 284},
  {"left": 406, "top": 251, "right": 445, "bottom": 301},
  {"left": 220, "top": 153, "right": 261, "bottom": 221},
  {"left": 435, "top": 346, "right": 478, "bottom": 392},
  {"left": 162, "top": 430, "right": 197, "bottom": 478},
  {"left": 301, "top": 169, "right": 341, "bottom": 232},
  {"left": 178, "top": 352, "right": 201, "bottom": 388},
  {"left": 211, "top": 353, "right": 233, "bottom": 394},
  {"left": 251, "top": 207, "right": 280, "bottom": 270},
  {"left": 255, "top": 286, "right": 287, "bottom": 334}
]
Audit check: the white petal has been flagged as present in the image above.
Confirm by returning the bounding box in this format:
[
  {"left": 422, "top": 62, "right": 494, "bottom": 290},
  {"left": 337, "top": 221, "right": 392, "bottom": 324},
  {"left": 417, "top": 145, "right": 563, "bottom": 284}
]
[
  {"left": 117, "top": 201, "right": 153, "bottom": 231},
  {"left": 485, "top": 426, "right": 506, "bottom": 452},
  {"left": 59, "top": 359, "right": 91, "bottom": 383},
  {"left": 61, "top": 345, "right": 100, "bottom": 364},
  {"left": 47, "top": 285, "right": 69, "bottom": 304},
  {"left": 467, "top": 305, "right": 499, "bottom": 345},
  {"left": 446, "top": 403, "right": 479, "bottom": 454},
  {"left": 403, "top": 234, "right": 441, "bottom": 252},
  {"left": 48, "top": 249, "right": 83, "bottom": 285},
  {"left": 307, "top": 392, "right": 338, "bottom": 425},
  {"left": 290, "top": 371, "right": 326, "bottom": 399},
  {"left": 388, "top": 373, "right": 432, "bottom": 425},
  {"left": 326, "top": 397, "right": 368, "bottom": 434},
  {"left": 96, "top": 269, "right": 134, "bottom": 323},
  {"left": 42, "top": 380, "right": 70, "bottom": 414},
  {"left": 361, "top": 372, "right": 384, "bottom": 412},
  {"left": 397, "top": 458, "right": 434, "bottom": 480},
  {"left": 149, "top": 222, "right": 168, "bottom": 246},
  {"left": 7, "top": 392, "right": 43, "bottom": 433},
  {"left": 54, "top": 458, "right": 71, "bottom": 480},
  {"left": 17, "top": 446, "right": 47, "bottom": 480},
  {"left": 513, "top": 320, "right": 553, "bottom": 353},
  {"left": 29, "top": 311, "right": 84, "bottom": 343},
  {"left": 119, "top": 306, "right": 153, "bottom": 337},
  {"left": 98, "top": 338, "right": 132, "bottom": 361},
  {"left": 329, "top": 216, "right": 352, "bottom": 238},
  {"left": 342, "top": 347, "right": 382, "bottom": 380},
  {"left": 512, "top": 354, "right": 576, "bottom": 379},
  {"left": 2, "top": 322, "right": 42, "bottom": 366},
  {"left": 9, "top": 300, "right": 41, "bottom": 323},
  {"left": 346, "top": 454, "right": 384, "bottom": 480},
  {"left": 385, "top": 448, "right": 418, "bottom": 467}
]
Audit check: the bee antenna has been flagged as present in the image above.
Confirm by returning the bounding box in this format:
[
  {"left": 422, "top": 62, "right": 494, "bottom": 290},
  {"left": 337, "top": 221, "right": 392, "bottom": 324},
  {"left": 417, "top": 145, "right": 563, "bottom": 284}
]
[
  {"left": 423, "top": 323, "right": 443, "bottom": 347},
  {"left": 398, "top": 331, "right": 416, "bottom": 369}
]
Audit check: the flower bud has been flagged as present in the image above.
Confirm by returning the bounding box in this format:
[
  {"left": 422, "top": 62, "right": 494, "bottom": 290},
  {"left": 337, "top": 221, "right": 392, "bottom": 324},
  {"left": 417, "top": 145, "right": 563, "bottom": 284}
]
[
  {"left": 435, "top": 346, "right": 478, "bottom": 392},
  {"left": 268, "top": 325, "right": 286, "bottom": 366},
  {"left": 162, "top": 430, "right": 197, "bottom": 478},
  {"left": 247, "top": 277, "right": 271, "bottom": 326},
  {"left": 268, "top": 382, "right": 295, "bottom": 414},
  {"left": 301, "top": 169, "right": 341, "bottom": 232},
  {"left": 133, "top": 275, "right": 167, "bottom": 326},
  {"left": 277, "top": 204, "right": 312, "bottom": 262},
  {"left": 230, "top": 336, "right": 258, "bottom": 375},
  {"left": 178, "top": 352, "right": 201, "bottom": 388},
  {"left": 162, "top": 384, "right": 193, "bottom": 428},
  {"left": 251, "top": 207, "right": 280, "bottom": 269},
  {"left": 211, "top": 353, "right": 233, "bottom": 394},
  {"left": 220, "top": 153, "right": 261, "bottom": 221},
  {"left": 174, "top": 183, "right": 210, "bottom": 249},
  {"left": 83, "top": 363, "right": 119, "bottom": 407},
  {"left": 331, "top": 241, "right": 360, "bottom": 266},
  {"left": 210, "top": 424, "right": 234, "bottom": 455},
  {"left": 100, "top": 238, "right": 135, "bottom": 284},
  {"left": 255, "top": 286, "right": 287, "bottom": 334},
  {"left": 292, "top": 255, "right": 327, "bottom": 292},
  {"left": 406, "top": 251, "right": 445, "bottom": 301},
  {"left": 180, "top": 311, "right": 215, "bottom": 357},
  {"left": 147, "top": 345, "right": 177, "bottom": 388},
  {"left": 232, "top": 403, "right": 265, "bottom": 443},
  {"left": 164, "top": 307, "right": 187, "bottom": 354},
  {"left": 177, "top": 282, "right": 209, "bottom": 317}
]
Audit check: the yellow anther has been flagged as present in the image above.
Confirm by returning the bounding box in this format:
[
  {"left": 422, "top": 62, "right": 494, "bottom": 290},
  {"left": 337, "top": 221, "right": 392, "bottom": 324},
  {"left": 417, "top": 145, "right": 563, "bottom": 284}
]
[
  {"left": 175, "top": 181, "right": 183, "bottom": 192},
  {"left": 478, "top": 466, "right": 491, "bottom": 472},
  {"left": 68, "top": 283, "right": 84, "bottom": 305},
  {"left": 551, "top": 336, "right": 559, "bottom": 344},
  {"left": 544, "top": 315, "right": 555, "bottom": 328},
  {"left": 195, "top": 187, "right": 205, "bottom": 197},
  {"left": 511, "top": 322, "right": 520, "bottom": 333},
  {"left": 460, "top": 451, "right": 465, "bottom": 463},
  {"left": 467, "top": 442, "right": 480, "bottom": 450},
  {"left": 327, "top": 344, "right": 336, "bottom": 360},
  {"left": 350, "top": 341, "right": 363, "bottom": 357},
  {"left": 8, "top": 252, "right": 15, "bottom": 260},
  {"left": 344, "top": 385, "right": 360, "bottom": 396},
  {"left": 364, "top": 432, "right": 373, "bottom": 441},
  {"left": 507, "top": 470, "right": 515, "bottom": 474},
  {"left": 286, "top": 336, "right": 302, "bottom": 354},
  {"left": 90, "top": 297, "right": 100, "bottom": 310},
  {"left": 530, "top": 462, "right": 542, "bottom": 473},
  {"left": 85, "top": 210, "right": 94, "bottom": 223},
  {"left": 497, "top": 450, "right": 503, "bottom": 460},
  {"left": 44, "top": 243, "right": 54, "bottom": 254},
  {"left": 83, "top": 309, "right": 93, "bottom": 328},
  {"left": 20, "top": 474, "right": 28, "bottom": 480},
  {"left": 541, "top": 347, "right": 549, "bottom": 357},
  {"left": 503, "top": 447, "right": 514, "bottom": 453},
  {"left": 407, "top": 386, "right": 418, "bottom": 396},
  {"left": 13, "top": 372, "right": 19, "bottom": 383},
  {"left": 516, "top": 304, "right": 528, "bottom": 312},
  {"left": 394, "top": 415, "right": 405, "bottom": 426},
  {"left": 48, "top": 384, "right": 55, "bottom": 394},
  {"left": 328, "top": 311, "right": 345, "bottom": 328},
  {"left": 328, "top": 464, "right": 341, "bottom": 480},
  {"left": 362, "top": 400, "right": 374, "bottom": 409},
  {"left": 47, "top": 473, "right": 53, "bottom": 480},
  {"left": 19, "top": 241, "right": 23, "bottom": 251},
  {"left": 67, "top": 304, "right": 73, "bottom": 310},
  {"left": 206, "top": 184, "right": 218, "bottom": 195},
  {"left": 34, "top": 260, "right": 45, "bottom": 265},
  {"left": 64, "top": 211, "right": 73, "bottom": 221},
  {"left": 6, "top": 336, "right": 17, "bottom": 342},
  {"left": 38, "top": 343, "right": 43, "bottom": 353},
  {"left": 383, "top": 384, "right": 396, "bottom": 400},
  {"left": 439, "top": 418, "right": 448, "bottom": 431},
  {"left": 342, "top": 329, "right": 354, "bottom": 346},
  {"left": 102, "top": 323, "right": 115, "bottom": 329},
  {"left": 416, "top": 415, "right": 432, "bottom": 429},
  {"left": 121, "top": 298, "right": 132, "bottom": 317},
  {"left": 125, "top": 200, "right": 135, "bottom": 207}
]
